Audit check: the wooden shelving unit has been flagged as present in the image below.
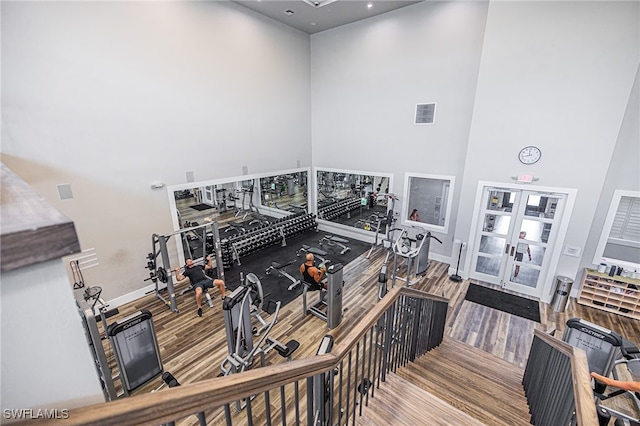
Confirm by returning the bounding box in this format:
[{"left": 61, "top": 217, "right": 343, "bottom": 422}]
[{"left": 578, "top": 268, "right": 640, "bottom": 320}]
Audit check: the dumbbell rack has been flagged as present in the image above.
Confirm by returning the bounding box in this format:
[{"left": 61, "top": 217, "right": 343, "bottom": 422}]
[
  {"left": 317, "top": 197, "right": 362, "bottom": 221},
  {"left": 221, "top": 212, "right": 317, "bottom": 268}
]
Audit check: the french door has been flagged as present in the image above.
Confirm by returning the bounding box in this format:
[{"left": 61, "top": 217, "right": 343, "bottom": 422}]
[{"left": 469, "top": 186, "right": 567, "bottom": 298}]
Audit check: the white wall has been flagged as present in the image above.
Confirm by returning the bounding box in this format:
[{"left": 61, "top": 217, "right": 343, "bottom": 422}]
[
  {"left": 456, "top": 1, "right": 639, "bottom": 299},
  {"left": 311, "top": 1, "right": 490, "bottom": 258},
  {"left": 581, "top": 66, "right": 640, "bottom": 274},
  {"left": 1, "top": 1, "right": 312, "bottom": 300},
  {"left": 1, "top": 260, "right": 104, "bottom": 414}
]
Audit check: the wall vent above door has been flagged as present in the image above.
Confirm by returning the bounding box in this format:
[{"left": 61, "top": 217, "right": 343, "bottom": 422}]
[{"left": 415, "top": 103, "right": 436, "bottom": 125}]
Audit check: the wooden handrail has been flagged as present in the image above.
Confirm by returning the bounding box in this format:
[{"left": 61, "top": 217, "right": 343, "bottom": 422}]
[
  {"left": 532, "top": 329, "right": 599, "bottom": 425},
  {"left": 28, "top": 287, "right": 445, "bottom": 426}
]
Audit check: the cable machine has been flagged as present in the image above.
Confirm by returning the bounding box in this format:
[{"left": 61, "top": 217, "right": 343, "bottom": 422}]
[{"left": 145, "top": 221, "right": 226, "bottom": 313}]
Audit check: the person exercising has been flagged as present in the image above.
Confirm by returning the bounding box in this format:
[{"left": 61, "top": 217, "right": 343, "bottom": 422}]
[
  {"left": 590, "top": 371, "right": 640, "bottom": 393},
  {"left": 299, "top": 253, "right": 326, "bottom": 291},
  {"left": 175, "top": 256, "right": 227, "bottom": 317},
  {"left": 409, "top": 209, "right": 421, "bottom": 222}
]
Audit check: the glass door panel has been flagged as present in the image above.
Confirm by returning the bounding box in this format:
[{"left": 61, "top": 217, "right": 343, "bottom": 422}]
[
  {"left": 471, "top": 187, "right": 567, "bottom": 298},
  {"left": 470, "top": 188, "right": 520, "bottom": 285},
  {"left": 502, "top": 192, "right": 566, "bottom": 297}
]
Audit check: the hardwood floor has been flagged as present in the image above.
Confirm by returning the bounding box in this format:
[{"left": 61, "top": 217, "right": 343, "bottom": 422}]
[{"left": 104, "top": 237, "right": 640, "bottom": 424}]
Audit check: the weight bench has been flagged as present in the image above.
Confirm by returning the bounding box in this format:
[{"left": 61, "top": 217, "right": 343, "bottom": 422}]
[
  {"left": 224, "top": 221, "right": 246, "bottom": 233},
  {"left": 319, "top": 234, "right": 351, "bottom": 255},
  {"left": 265, "top": 260, "right": 302, "bottom": 291},
  {"left": 249, "top": 213, "right": 271, "bottom": 226},
  {"left": 296, "top": 245, "right": 329, "bottom": 264}
]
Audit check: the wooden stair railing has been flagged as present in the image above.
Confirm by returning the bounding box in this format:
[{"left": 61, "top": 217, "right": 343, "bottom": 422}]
[
  {"left": 523, "top": 329, "right": 599, "bottom": 426},
  {"left": 24, "top": 287, "right": 447, "bottom": 426}
]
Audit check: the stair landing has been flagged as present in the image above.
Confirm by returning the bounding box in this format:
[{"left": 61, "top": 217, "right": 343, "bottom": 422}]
[{"left": 395, "top": 338, "right": 531, "bottom": 426}]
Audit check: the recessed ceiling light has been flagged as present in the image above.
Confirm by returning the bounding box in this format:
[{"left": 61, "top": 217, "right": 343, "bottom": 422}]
[{"left": 367, "top": 3, "right": 373, "bottom": 8}]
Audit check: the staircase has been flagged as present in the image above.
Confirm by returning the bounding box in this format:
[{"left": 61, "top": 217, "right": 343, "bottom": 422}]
[{"left": 358, "top": 338, "right": 532, "bottom": 425}]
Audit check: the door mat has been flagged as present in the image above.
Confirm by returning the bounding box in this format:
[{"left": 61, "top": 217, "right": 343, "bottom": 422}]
[
  {"left": 464, "top": 283, "right": 540, "bottom": 323},
  {"left": 190, "top": 203, "right": 215, "bottom": 211}
]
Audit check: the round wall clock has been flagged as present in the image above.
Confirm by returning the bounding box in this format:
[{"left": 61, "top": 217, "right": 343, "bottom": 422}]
[{"left": 518, "top": 146, "right": 542, "bottom": 165}]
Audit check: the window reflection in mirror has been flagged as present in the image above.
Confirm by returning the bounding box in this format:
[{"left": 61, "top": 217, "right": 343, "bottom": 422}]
[
  {"left": 315, "top": 168, "right": 393, "bottom": 234},
  {"left": 594, "top": 190, "right": 640, "bottom": 270},
  {"left": 403, "top": 173, "right": 455, "bottom": 233}
]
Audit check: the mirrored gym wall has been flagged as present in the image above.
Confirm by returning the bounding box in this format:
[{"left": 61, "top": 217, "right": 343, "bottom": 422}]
[
  {"left": 314, "top": 167, "right": 394, "bottom": 240},
  {"left": 167, "top": 168, "right": 310, "bottom": 265}
]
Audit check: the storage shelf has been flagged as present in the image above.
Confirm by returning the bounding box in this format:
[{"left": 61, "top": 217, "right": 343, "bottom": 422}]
[{"left": 578, "top": 268, "right": 640, "bottom": 320}]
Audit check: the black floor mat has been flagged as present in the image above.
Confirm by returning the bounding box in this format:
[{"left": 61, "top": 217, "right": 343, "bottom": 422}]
[
  {"left": 190, "top": 203, "right": 215, "bottom": 211},
  {"left": 464, "top": 283, "right": 540, "bottom": 323},
  {"left": 220, "top": 230, "right": 370, "bottom": 312}
]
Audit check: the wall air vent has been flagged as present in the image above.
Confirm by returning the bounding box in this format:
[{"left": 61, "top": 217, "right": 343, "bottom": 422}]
[{"left": 415, "top": 103, "right": 436, "bottom": 125}]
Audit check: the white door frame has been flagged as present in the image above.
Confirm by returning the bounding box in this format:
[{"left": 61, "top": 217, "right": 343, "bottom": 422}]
[{"left": 465, "top": 181, "right": 577, "bottom": 303}]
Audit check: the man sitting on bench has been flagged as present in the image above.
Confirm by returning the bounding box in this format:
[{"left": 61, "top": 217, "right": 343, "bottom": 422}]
[
  {"left": 175, "top": 256, "right": 227, "bottom": 317},
  {"left": 299, "top": 253, "right": 327, "bottom": 291}
]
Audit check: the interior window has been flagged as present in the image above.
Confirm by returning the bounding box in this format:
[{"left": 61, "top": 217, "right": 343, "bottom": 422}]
[
  {"left": 403, "top": 173, "right": 455, "bottom": 233},
  {"left": 593, "top": 190, "right": 640, "bottom": 270}
]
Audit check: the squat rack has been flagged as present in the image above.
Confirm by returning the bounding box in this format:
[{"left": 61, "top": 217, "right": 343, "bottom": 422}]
[{"left": 146, "top": 221, "right": 226, "bottom": 313}]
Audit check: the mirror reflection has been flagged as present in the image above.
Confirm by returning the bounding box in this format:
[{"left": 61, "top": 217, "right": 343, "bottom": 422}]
[
  {"left": 259, "top": 172, "right": 308, "bottom": 213},
  {"left": 170, "top": 169, "right": 309, "bottom": 262},
  {"left": 315, "top": 168, "right": 393, "bottom": 234}
]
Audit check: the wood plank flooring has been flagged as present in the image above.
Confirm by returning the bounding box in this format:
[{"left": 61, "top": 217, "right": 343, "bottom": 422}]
[
  {"left": 355, "top": 371, "right": 486, "bottom": 426},
  {"left": 103, "top": 236, "right": 640, "bottom": 424}
]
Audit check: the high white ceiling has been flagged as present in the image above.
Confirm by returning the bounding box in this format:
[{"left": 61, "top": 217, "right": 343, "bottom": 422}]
[{"left": 232, "top": 0, "right": 423, "bottom": 34}]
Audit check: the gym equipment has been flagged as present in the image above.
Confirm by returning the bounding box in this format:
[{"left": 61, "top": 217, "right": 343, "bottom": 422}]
[
  {"left": 311, "top": 335, "right": 334, "bottom": 426},
  {"left": 317, "top": 196, "right": 362, "bottom": 221},
  {"left": 69, "top": 248, "right": 99, "bottom": 289},
  {"left": 303, "top": 263, "right": 344, "bottom": 330},
  {"left": 154, "top": 372, "right": 207, "bottom": 426},
  {"left": 297, "top": 245, "right": 329, "bottom": 264},
  {"left": 391, "top": 229, "right": 442, "bottom": 287},
  {"left": 248, "top": 212, "right": 271, "bottom": 226},
  {"left": 221, "top": 273, "right": 299, "bottom": 410},
  {"left": 366, "top": 193, "right": 398, "bottom": 259},
  {"left": 234, "top": 183, "right": 256, "bottom": 220},
  {"left": 221, "top": 212, "right": 317, "bottom": 268},
  {"left": 75, "top": 291, "right": 118, "bottom": 401},
  {"left": 596, "top": 337, "right": 640, "bottom": 425},
  {"left": 107, "top": 310, "right": 163, "bottom": 395},
  {"left": 224, "top": 220, "right": 246, "bottom": 233},
  {"left": 562, "top": 319, "right": 639, "bottom": 425},
  {"left": 265, "top": 260, "right": 301, "bottom": 291},
  {"left": 562, "top": 318, "right": 622, "bottom": 377},
  {"left": 145, "top": 221, "right": 225, "bottom": 313},
  {"left": 319, "top": 234, "right": 351, "bottom": 255}
]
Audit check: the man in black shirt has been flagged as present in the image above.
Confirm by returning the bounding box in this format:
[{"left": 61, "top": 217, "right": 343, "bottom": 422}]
[{"left": 175, "top": 256, "right": 227, "bottom": 317}]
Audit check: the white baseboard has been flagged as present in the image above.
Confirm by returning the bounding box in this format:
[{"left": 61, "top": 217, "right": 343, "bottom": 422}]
[{"left": 106, "top": 283, "right": 156, "bottom": 310}]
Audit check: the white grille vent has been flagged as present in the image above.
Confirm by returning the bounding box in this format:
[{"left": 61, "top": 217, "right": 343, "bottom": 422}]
[{"left": 415, "top": 103, "right": 436, "bottom": 125}]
